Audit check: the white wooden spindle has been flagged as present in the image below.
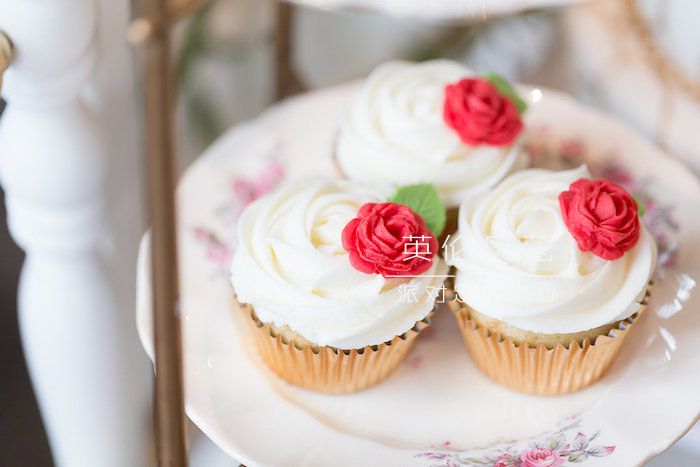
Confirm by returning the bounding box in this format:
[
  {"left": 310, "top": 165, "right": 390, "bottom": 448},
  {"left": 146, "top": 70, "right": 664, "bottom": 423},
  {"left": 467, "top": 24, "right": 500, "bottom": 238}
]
[{"left": 0, "top": 1, "right": 153, "bottom": 466}]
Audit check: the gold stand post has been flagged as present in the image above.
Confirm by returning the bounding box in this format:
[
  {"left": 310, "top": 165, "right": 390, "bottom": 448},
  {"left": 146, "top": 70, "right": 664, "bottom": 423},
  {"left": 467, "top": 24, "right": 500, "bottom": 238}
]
[
  {"left": 0, "top": 32, "right": 14, "bottom": 92},
  {"left": 275, "top": 2, "right": 304, "bottom": 100},
  {"left": 129, "top": 0, "right": 303, "bottom": 464},
  {"left": 131, "top": 1, "right": 187, "bottom": 465}
]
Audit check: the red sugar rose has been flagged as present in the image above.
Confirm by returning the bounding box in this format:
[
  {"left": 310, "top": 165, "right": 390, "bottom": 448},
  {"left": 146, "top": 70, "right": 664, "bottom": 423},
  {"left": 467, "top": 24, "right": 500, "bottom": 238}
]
[
  {"left": 342, "top": 202, "right": 438, "bottom": 278},
  {"left": 443, "top": 78, "right": 523, "bottom": 147},
  {"left": 559, "top": 179, "right": 640, "bottom": 260}
]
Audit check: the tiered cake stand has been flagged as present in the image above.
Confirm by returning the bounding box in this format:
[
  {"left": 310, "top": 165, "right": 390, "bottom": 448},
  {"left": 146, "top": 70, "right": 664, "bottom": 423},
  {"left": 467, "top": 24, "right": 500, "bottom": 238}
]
[{"left": 136, "top": 82, "right": 700, "bottom": 466}]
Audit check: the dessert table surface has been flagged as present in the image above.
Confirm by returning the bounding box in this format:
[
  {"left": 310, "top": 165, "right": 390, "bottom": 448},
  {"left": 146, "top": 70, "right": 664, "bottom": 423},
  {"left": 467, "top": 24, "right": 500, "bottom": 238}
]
[{"left": 136, "top": 83, "right": 700, "bottom": 466}]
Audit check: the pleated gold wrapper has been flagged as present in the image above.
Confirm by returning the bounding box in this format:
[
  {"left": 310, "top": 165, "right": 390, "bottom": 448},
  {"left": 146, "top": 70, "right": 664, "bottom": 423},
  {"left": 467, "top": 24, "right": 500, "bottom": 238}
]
[
  {"left": 447, "top": 287, "right": 651, "bottom": 396},
  {"left": 239, "top": 301, "right": 432, "bottom": 394}
]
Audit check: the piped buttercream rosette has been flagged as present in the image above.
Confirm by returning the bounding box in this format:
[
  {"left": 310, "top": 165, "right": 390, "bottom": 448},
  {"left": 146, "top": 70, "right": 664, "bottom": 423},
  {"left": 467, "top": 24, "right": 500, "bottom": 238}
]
[
  {"left": 448, "top": 165, "right": 656, "bottom": 335},
  {"left": 231, "top": 178, "right": 448, "bottom": 351},
  {"left": 335, "top": 60, "right": 529, "bottom": 208},
  {"left": 447, "top": 166, "right": 657, "bottom": 395},
  {"left": 231, "top": 178, "right": 449, "bottom": 392}
]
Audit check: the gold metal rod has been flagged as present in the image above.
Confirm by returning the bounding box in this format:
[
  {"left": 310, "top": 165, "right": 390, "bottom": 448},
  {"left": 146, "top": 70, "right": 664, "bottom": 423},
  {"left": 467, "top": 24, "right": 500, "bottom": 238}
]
[
  {"left": 128, "top": 0, "right": 209, "bottom": 45},
  {"left": 275, "top": 2, "right": 305, "bottom": 101},
  {"left": 275, "top": 1, "right": 292, "bottom": 101},
  {"left": 0, "top": 31, "right": 15, "bottom": 93},
  {"left": 168, "top": 0, "right": 210, "bottom": 24},
  {"left": 136, "top": 0, "right": 188, "bottom": 465}
]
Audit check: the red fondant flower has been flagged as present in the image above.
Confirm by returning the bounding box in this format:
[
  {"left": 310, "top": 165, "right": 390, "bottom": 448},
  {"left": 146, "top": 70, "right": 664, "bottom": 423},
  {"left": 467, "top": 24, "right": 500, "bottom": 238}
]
[
  {"left": 342, "top": 202, "right": 438, "bottom": 278},
  {"left": 559, "top": 179, "right": 640, "bottom": 260},
  {"left": 443, "top": 78, "right": 523, "bottom": 146}
]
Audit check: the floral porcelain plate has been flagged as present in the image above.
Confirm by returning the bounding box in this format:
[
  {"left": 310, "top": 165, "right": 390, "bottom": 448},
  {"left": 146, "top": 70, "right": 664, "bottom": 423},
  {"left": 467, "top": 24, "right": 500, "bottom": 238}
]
[
  {"left": 288, "top": 0, "right": 584, "bottom": 23},
  {"left": 136, "top": 83, "right": 700, "bottom": 466}
]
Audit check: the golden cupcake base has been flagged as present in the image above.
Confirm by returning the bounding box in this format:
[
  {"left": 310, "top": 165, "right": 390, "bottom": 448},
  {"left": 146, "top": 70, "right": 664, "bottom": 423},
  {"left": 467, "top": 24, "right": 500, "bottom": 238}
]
[
  {"left": 447, "top": 288, "right": 650, "bottom": 396},
  {"left": 239, "top": 302, "right": 431, "bottom": 394}
]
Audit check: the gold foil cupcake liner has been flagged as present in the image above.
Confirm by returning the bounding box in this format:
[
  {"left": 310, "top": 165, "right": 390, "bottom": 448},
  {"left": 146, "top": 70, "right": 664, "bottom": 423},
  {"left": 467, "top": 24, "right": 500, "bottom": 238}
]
[
  {"left": 238, "top": 301, "right": 432, "bottom": 394},
  {"left": 447, "top": 287, "right": 651, "bottom": 396}
]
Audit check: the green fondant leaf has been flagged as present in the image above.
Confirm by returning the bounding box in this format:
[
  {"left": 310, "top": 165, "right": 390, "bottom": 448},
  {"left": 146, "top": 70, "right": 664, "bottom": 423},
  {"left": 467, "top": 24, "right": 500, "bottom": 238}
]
[
  {"left": 484, "top": 72, "right": 528, "bottom": 114},
  {"left": 634, "top": 196, "right": 646, "bottom": 217},
  {"left": 389, "top": 183, "right": 446, "bottom": 237}
]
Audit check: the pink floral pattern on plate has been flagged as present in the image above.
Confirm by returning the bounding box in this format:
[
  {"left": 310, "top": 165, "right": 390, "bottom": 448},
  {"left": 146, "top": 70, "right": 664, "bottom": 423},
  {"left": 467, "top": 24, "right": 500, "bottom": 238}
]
[
  {"left": 193, "top": 159, "right": 286, "bottom": 277},
  {"left": 193, "top": 228, "right": 231, "bottom": 275},
  {"left": 215, "top": 159, "right": 286, "bottom": 224},
  {"left": 416, "top": 417, "right": 614, "bottom": 466}
]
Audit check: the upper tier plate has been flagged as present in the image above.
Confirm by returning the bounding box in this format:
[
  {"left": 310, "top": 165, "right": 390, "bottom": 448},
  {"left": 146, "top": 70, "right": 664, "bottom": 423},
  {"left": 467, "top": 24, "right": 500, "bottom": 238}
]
[
  {"left": 136, "top": 82, "right": 700, "bottom": 466},
  {"left": 288, "top": 0, "right": 584, "bottom": 22}
]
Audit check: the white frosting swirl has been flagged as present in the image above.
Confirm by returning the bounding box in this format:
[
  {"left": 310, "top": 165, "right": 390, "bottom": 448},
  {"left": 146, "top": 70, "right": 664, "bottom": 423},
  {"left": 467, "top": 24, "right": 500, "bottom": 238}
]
[
  {"left": 336, "top": 59, "right": 526, "bottom": 208},
  {"left": 448, "top": 166, "right": 657, "bottom": 334},
  {"left": 231, "top": 178, "right": 448, "bottom": 349}
]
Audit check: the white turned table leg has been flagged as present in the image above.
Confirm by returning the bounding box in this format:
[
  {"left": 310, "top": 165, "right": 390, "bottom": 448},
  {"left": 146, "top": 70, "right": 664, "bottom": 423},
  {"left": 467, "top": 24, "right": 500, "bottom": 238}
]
[{"left": 0, "top": 1, "right": 153, "bottom": 466}]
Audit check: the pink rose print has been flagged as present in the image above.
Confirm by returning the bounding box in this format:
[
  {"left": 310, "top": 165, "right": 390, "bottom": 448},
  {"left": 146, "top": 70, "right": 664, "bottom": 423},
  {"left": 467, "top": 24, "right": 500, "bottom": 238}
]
[
  {"left": 416, "top": 417, "right": 616, "bottom": 467},
  {"left": 494, "top": 453, "right": 519, "bottom": 467},
  {"left": 232, "top": 160, "right": 285, "bottom": 217},
  {"left": 519, "top": 448, "right": 565, "bottom": 467},
  {"left": 194, "top": 228, "right": 231, "bottom": 266}
]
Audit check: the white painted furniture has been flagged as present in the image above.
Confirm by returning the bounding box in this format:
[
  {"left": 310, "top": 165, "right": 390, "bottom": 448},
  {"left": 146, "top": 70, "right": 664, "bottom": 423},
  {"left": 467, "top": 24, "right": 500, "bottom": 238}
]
[{"left": 0, "top": 1, "right": 153, "bottom": 466}]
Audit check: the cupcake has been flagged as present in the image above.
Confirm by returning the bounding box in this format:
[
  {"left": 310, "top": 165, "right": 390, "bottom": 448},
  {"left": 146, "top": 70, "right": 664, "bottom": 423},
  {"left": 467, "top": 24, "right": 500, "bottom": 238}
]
[
  {"left": 231, "top": 178, "right": 448, "bottom": 393},
  {"left": 446, "top": 166, "right": 656, "bottom": 395},
  {"left": 335, "top": 59, "right": 529, "bottom": 232}
]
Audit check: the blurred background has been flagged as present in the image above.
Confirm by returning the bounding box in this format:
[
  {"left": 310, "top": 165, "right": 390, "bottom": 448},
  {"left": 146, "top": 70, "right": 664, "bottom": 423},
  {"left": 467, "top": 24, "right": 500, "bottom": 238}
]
[{"left": 1, "top": 0, "right": 700, "bottom": 465}]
